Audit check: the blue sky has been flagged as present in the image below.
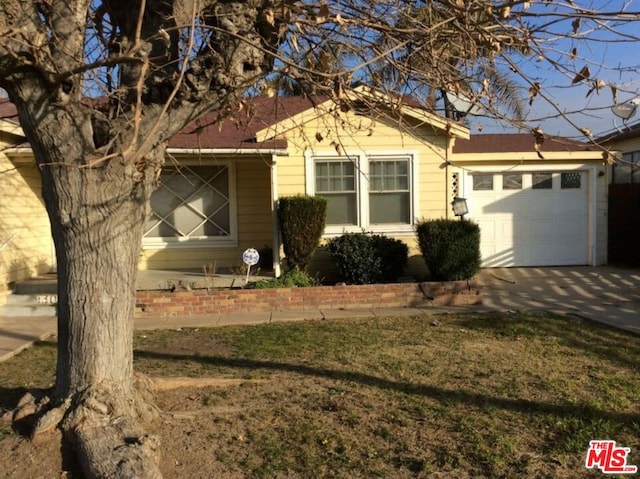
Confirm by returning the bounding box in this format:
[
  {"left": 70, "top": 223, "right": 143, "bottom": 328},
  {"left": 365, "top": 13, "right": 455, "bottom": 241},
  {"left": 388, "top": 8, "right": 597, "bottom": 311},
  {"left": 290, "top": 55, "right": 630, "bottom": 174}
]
[{"left": 471, "top": 0, "right": 640, "bottom": 138}]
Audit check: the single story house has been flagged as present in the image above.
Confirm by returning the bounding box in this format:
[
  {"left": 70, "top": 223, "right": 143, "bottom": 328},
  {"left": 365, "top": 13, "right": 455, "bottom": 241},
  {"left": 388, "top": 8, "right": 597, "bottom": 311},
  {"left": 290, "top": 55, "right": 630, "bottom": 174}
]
[{"left": 0, "top": 88, "right": 608, "bottom": 304}]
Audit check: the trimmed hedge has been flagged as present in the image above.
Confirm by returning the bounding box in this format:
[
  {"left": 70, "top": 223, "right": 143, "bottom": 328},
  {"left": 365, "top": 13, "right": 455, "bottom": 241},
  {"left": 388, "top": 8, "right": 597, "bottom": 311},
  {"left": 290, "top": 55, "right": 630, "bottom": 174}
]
[
  {"left": 278, "top": 195, "right": 327, "bottom": 271},
  {"left": 416, "top": 219, "right": 481, "bottom": 281},
  {"left": 326, "top": 233, "right": 408, "bottom": 284}
]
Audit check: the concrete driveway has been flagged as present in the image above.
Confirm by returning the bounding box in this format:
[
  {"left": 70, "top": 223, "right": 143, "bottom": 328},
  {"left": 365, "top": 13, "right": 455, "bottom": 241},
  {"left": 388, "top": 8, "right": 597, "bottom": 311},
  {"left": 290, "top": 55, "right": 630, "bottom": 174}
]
[{"left": 475, "top": 266, "right": 640, "bottom": 335}]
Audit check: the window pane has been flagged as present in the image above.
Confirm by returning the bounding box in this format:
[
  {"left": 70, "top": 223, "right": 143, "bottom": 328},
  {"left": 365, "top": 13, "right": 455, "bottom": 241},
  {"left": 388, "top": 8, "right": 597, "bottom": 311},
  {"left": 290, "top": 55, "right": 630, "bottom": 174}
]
[
  {"left": 473, "top": 174, "right": 493, "bottom": 191},
  {"left": 316, "top": 178, "right": 329, "bottom": 192},
  {"left": 532, "top": 172, "right": 553, "bottom": 189},
  {"left": 503, "top": 174, "right": 522, "bottom": 190},
  {"left": 561, "top": 172, "right": 581, "bottom": 189},
  {"left": 316, "top": 162, "right": 329, "bottom": 178},
  {"left": 370, "top": 192, "right": 410, "bottom": 224},
  {"left": 324, "top": 193, "right": 357, "bottom": 225},
  {"left": 145, "top": 165, "right": 230, "bottom": 239},
  {"left": 315, "top": 160, "right": 355, "bottom": 193},
  {"left": 370, "top": 160, "right": 410, "bottom": 192}
]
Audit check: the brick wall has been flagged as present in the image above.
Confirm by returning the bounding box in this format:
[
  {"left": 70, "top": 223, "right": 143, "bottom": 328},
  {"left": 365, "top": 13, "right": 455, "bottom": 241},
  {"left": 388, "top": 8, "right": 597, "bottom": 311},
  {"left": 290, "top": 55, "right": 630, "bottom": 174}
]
[{"left": 135, "top": 281, "right": 481, "bottom": 318}]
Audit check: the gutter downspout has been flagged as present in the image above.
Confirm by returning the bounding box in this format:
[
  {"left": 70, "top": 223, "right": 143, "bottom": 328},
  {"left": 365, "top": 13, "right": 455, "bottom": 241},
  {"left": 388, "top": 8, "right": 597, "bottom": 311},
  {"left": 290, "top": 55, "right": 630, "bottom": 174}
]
[
  {"left": 270, "top": 155, "right": 281, "bottom": 277},
  {"left": 445, "top": 137, "right": 451, "bottom": 220}
]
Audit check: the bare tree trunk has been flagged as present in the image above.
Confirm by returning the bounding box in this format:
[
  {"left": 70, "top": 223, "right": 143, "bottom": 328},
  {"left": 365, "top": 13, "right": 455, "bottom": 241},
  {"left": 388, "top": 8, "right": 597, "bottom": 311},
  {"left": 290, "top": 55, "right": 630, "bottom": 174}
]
[{"left": 31, "top": 133, "right": 164, "bottom": 477}]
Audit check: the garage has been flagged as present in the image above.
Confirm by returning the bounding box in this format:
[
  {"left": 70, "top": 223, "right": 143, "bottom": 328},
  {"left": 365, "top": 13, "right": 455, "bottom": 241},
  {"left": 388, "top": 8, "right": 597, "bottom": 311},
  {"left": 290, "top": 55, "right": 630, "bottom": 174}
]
[{"left": 465, "top": 170, "right": 590, "bottom": 267}]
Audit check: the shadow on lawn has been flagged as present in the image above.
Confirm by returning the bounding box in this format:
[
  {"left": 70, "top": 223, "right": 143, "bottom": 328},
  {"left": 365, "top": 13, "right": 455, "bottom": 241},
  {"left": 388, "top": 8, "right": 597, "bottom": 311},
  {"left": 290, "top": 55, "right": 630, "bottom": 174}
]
[
  {"left": 134, "top": 349, "right": 640, "bottom": 425},
  {"left": 455, "top": 312, "right": 640, "bottom": 371}
]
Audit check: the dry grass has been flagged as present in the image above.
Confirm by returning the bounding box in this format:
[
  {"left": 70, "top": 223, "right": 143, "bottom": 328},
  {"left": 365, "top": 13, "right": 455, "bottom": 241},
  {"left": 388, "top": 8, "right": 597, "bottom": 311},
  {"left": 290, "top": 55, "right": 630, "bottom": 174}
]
[{"left": 0, "top": 311, "right": 639, "bottom": 478}]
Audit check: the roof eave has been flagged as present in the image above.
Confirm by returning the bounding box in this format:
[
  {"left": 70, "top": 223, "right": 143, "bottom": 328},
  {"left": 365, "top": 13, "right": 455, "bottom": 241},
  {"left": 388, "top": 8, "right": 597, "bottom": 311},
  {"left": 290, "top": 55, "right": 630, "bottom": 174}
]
[{"left": 254, "top": 85, "right": 470, "bottom": 142}]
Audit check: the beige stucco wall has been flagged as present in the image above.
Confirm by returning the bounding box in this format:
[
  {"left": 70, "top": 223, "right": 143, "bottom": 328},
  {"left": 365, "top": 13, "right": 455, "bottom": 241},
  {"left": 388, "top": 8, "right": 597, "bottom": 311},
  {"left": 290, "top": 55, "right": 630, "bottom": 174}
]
[
  {"left": 139, "top": 157, "right": 274, "bottom": 271},
  {"left": 451, "top": 150, "right": 608, "bottom": 265},
  {"left": 0, "top": 135, "right": 54, "bottom": 304}
]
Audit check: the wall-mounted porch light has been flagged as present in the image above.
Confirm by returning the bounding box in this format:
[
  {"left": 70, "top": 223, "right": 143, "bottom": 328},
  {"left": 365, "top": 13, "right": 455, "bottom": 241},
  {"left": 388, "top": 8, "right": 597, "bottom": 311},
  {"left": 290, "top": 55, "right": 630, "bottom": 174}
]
[{"left": 451, "top": 197, "right": 468, "bottom": 219}]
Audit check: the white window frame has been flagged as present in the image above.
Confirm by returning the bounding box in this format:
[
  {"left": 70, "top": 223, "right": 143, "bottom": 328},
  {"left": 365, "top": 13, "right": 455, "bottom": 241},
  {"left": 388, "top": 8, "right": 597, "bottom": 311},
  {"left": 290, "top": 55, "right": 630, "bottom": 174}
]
[
  {"left": 142, "top": 160, "right": 238, "bottom": 249},
  {"left": 305, "top": 151, "right": 418, "bottom": 236}
]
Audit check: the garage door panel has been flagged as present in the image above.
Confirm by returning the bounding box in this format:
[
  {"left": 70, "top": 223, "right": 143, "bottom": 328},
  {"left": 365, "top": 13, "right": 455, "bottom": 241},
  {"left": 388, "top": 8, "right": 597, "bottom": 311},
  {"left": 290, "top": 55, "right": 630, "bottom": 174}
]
[
  {"left": 528, "top": 243, "right": 559, "bottom": 266},
  {"left": 560, "top": 217, "right": 587, "bottom": 242},
  {"left": 469, "top": 171, "right": 589, "bottom": 267},
  {"left": 527, "top": 217, "right": 559, "bottom": 242}
]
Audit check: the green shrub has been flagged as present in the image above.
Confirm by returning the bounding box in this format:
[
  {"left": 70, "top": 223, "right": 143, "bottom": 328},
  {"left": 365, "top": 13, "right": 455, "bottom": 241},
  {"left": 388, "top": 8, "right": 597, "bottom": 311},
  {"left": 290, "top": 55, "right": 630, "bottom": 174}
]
[
  {"left": 326, "top": 233, "right": 408, "bottom": 284},
  {"left": 249, "top": 270, "right": 319, "bottom": 289},
  {"left": 416, "top": 219, "right": 481, "bottom": 281},
  {"left": 278, "top": 195, "right": 327, "bottom": 271},
  {"left": 372, "top": 235, "right": 410, "bottom": 282}
]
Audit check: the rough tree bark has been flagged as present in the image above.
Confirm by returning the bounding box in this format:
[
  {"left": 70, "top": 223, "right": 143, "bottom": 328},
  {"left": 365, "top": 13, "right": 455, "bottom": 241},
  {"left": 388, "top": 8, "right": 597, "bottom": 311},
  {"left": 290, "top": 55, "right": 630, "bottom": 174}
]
[{"left": 0, "top": 0, "right": 284, "bottom": 475}]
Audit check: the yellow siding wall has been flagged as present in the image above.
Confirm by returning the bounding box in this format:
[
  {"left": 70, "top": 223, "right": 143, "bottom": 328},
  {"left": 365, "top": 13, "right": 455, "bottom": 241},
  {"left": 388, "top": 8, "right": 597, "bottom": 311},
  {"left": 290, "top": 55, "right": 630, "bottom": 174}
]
[
  {"left": 0, "top": 136, "right": 54, "bottom": 304},
  {"left": 139, "top": 158, "right": 274, "bottom": 271},
  {"left": 275, "top": 111, "right": 452, "bottom": 279},
  {"left": 277, "top": 112, "right": 451, "bottom": 223}
]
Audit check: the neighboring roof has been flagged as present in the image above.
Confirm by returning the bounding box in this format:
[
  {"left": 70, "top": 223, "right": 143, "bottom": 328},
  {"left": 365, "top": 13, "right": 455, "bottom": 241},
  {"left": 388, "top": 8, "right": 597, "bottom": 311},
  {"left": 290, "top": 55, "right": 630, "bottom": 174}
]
[
  {"left": 596, "top": 122, "right": 640, "bottom": 144},
  {"left": 453, "top": 133, "right": 596, "bottom": 154}
]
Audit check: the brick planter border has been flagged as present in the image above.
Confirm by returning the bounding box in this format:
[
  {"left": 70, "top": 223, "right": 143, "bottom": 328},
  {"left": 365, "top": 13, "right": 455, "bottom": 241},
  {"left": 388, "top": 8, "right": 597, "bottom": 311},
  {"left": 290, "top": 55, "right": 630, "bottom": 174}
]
[{"left": 135, "top": 281, "right": 481, "bottom": 318}]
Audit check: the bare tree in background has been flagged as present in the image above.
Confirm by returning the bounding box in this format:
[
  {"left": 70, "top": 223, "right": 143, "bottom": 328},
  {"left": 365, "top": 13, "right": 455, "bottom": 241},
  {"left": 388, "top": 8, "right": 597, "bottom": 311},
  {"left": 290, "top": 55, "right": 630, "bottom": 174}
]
[{"left": 0, "top": 0, "right": 638, "bottom": 476}]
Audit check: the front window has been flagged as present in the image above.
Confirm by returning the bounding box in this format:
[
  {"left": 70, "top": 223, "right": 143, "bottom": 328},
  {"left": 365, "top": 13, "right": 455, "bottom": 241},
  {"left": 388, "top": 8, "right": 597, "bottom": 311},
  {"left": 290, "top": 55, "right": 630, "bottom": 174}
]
[
  {"left": 314, "top": 159, "right": 358, "bottom": 225},
  {"left": 309, "top": 153, "right": 415, "bottom": 233},
  {"left": 144, "top": 164, "right": 235, "bottom": 245},
  {"left": 369, "top": 159, "right": 411, "bottom": 224}
]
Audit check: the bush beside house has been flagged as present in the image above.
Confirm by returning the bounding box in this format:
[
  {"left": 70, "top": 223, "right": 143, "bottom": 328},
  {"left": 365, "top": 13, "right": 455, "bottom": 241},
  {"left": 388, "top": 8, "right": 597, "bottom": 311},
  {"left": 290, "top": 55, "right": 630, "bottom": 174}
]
[
  {"left": 278, "top": 195, "right": 327, "bottom": 271},
  {"left": 326, "top": 233, "right": 408, "bottom": 285},
  {"left": 416, "top": 219, "right": 481, "bottom": 281}
]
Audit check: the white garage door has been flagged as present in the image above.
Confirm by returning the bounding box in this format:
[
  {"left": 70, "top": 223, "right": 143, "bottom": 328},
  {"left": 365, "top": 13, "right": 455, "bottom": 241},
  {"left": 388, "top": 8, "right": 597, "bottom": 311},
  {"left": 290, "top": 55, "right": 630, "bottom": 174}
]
[{"left": 467, "top": 171, "right": 589, "bottom": 267}]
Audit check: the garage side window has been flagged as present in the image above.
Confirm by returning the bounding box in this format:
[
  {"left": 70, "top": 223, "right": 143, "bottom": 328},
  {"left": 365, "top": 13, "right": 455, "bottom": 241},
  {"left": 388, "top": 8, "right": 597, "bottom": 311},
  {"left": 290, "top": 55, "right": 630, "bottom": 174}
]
[
  {"left": 473, "top": 174, "right": 493, "bottom": 191},
  {"left": 315, "top": 159, "right": 358, "bottom": 225},
  {"left": 144, "top": 164, "right": 234, "bottom": 243},
  {"left": 532, "top": 172, "right": 553, "bottom": 189},
  {"left": 503, "top": 173, "right": 522, "bottom": 190},
  {"left": 561, "top": 172, "right": 581, "bottom": 189}
]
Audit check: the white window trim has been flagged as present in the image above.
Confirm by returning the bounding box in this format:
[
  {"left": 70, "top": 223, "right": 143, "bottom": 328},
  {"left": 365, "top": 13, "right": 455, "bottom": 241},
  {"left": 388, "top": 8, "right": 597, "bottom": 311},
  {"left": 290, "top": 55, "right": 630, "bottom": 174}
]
[
  {"left": 305, "top": 150, "right": 419, "bottom": 236},
  {"left": 142, "top": 161, "right": 238, "bottom": 250}
]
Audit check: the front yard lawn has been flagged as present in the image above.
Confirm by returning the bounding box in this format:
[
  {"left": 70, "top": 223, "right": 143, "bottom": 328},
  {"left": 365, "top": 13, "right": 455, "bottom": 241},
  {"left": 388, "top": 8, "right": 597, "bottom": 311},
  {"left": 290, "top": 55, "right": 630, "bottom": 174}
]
[{"left": 1, "top": 311, "right": 639, "bottom": 478}]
